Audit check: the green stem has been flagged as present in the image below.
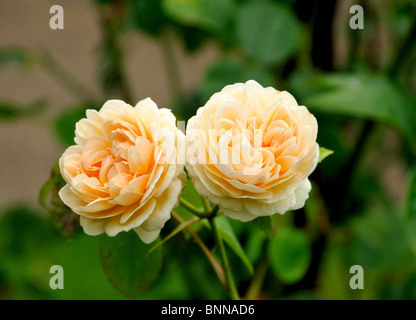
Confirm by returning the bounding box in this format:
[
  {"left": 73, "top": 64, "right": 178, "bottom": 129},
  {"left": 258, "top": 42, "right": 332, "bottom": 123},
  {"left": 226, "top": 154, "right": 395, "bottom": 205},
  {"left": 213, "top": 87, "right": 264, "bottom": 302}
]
[
  {"left": 41, "top": 53, "right": 97, "bottom": 102},
  {"left": 98, "top": 1, "right": 134, "bottom": 103},
  {"left": 201, "top": 197, "right": 211, "bottom": 214},
  {"left": 209, "top": 217, "right": 240, "bottom": 300},
  {"left": 210, "top": 205, "right": 220, "bottom": 217},
  {"left": 244, "top": 259, "right": 269, "bottom": 300},
  {"left": 340, "top": 120, "right": 374, "bottom": 189},
  {"left": 337, "top": 15, "right": 416, "bottom": 217},
  {"left": 179, "top": 198, "right": 205, "bottom": 218},
  {"left": 160, "top": 29, "right": 182, "bottom": 103},
  {"left": 171, "top": 211, "right": 226, "bottom": 286},
  {"left": 388, "top": 17, "right": 416, "bottom": 79}
]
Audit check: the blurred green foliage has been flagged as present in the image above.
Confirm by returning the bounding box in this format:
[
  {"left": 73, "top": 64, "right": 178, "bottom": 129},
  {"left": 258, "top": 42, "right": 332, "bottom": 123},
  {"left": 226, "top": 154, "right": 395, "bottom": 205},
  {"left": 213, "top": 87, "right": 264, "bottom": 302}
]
[
  {"left": 99, "top": 231, "right": 163, "bottom": 299},
  {"left": 1, "top": 0, "right": 416, "bottom": 300},
  {"left": 268, "top": 227, "right": 311, "bottom": 284}
]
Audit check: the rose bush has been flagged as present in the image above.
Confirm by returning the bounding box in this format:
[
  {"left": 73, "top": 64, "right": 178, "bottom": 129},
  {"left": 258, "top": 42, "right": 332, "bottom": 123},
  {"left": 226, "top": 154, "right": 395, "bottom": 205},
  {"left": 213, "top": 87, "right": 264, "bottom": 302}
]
[
  {"left": 58, "top": 98, "right": 185, "bottom": 243},
  {"left": 185, "top": 80, "right": 319, "bottom": 222}
]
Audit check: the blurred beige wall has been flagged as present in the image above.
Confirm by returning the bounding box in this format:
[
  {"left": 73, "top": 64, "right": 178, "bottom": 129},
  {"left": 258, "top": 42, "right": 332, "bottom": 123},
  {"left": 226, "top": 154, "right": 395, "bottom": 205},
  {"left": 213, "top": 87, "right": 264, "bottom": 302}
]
[{"left": 0, "top": 0, "right": 218, "bottom": 210}]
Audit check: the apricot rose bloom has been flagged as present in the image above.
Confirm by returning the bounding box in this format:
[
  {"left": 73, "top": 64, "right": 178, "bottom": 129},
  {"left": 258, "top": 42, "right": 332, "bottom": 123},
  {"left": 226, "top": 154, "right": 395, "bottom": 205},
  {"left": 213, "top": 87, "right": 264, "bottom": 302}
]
[
  {"left": 59, "top": 99, "right": 185, "bottom": 243},
  {"left": 185, "top": 80, "right": 319, "bottom": 222}
]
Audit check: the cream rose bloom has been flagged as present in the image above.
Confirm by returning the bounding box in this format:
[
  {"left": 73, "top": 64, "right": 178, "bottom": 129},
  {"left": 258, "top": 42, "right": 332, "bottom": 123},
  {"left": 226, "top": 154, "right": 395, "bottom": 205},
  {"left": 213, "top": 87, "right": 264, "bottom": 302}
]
[
  {"left": 59, "top": 98, "right": 186, "bottom": 243},
  {"left": 185, "top": 80, "right": 319, "bottom": 222}
]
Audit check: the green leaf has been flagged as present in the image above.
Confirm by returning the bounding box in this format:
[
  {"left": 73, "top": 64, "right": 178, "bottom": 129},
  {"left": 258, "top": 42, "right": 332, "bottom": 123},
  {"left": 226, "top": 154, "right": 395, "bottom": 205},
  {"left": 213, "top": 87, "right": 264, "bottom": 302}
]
[
  {"left": 0, "top": 206, "right": 59, "bottom": 258},
  {"left": 203, "top": 216, "right": 253, "bottom": 275},
  {"left": 174, "top": 25, "right": 210, "bottom": 52},
  {"left": 211, "top": 216, "right": 254, "bottom": 275},
  {"left": 318, "top": 147, "right": 334, "bottom": 163},
  {"left": 202, "top": 58, "right": 274, "bottom": 101},
  {"left": 0, "top": 100, "right": 46, "bottom": 120},
  {"left": 99, "top": 231, "right": 163, "bottom": 299},
  {"left": 236, "top": 1, "right": 302, "bottom": 64},
  {"left": 94, "top": 0, "right": 113, "bottom": 4},
  {"left": 255, "top": 216, "right": 272, "bottom": 239},
  {"left": 162, "top": 0, "right": 235, "bottom": 34},
  {"left": 127, "top": 0, "right": 167, "bottom": 36},
  {"left": 296, "top": 73, "right": 416, "bottom": 151},
  {"left": 346, "top": 209, "right": 412, "bottom": 273},
  {"left": 268, "top": 227, "right": 311, "bottom": 284},
  {"left": 244, "top": 226, "right": 266, "bottom": 265},
  {"left": 0, "top": 48, "right": 38, "bottom": 68}
]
